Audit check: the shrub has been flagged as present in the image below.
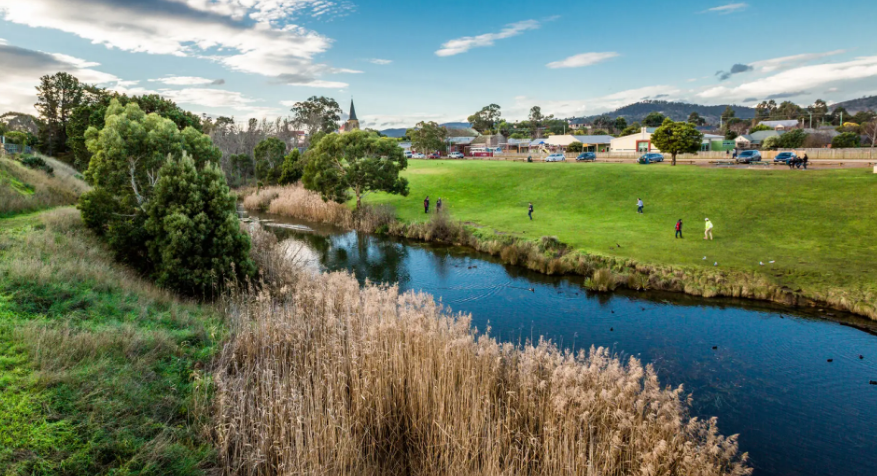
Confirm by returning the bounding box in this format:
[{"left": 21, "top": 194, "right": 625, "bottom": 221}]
[
  {"left": 585, "top": 268, "right": 617, "bottom": 292},
  {"left": 832, "top": 132, "right": 861, "bottom": 148},
  {"left": 145, "top": 154, "right": 255, "bottom": 297},
  {"left": 278, "top": 148, "right": 304, "bottom": 185},
  {"left": 566, "top": 142, "right": 583, "bottom": 152},
  {"left": 777, "top": 129, "right": 808, "bottom": 148}
]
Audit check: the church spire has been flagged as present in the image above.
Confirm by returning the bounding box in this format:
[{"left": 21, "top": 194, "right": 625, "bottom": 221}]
[{"left": 348, "top": 99, "right": 358, "bottom": 122}]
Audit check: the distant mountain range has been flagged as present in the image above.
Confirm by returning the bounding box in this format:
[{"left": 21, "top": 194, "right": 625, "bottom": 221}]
[
  {"left": 380, "top": 122, "right": 471, "bottom": 138},
  {"left": 581, "top": 101, "right": 755, "bottom": 125},
  {"left": 830, "top": 96, "right": 877, "bottom": 113}
]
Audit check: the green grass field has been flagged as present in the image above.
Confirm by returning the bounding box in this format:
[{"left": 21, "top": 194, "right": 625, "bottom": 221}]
[{"left": 367, "top": 160, "right": 877, "bottom": 296}]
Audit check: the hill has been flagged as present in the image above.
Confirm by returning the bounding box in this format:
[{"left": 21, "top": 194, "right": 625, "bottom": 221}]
[
  {"left": 830, "top": 95, "right": 877, "bottom": 113},
  {"left": 582, "top": 101, "right": 756, "bottom": 125}
]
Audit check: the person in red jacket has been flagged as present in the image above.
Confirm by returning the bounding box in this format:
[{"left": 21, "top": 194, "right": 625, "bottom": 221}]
[{"left": 675, "top": 219, "right": 683, "bottom": 239}]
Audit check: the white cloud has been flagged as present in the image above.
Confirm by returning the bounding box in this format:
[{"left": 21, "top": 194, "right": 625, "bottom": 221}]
[
  {"left": 0, "top": 38, "right": 8, "bottom": 45},
  {"left": 149, "top": 76, "right": 224, "bottom": 86},
  {"left": 546, "top": 52, "right": 618, "bottom": 69},
  {"left": 0, "top": 0, "right": 354, "bottom": 86},
  {"left": 749, "top": 50, "right": 846, "bottom": 73},
  {"left": 698, "top": 55, "right": 877, "bottom": 101},
  {"left": 702, "top": 3, "right": 748, "bottom": 14},
  {"left": 0, "top": 43, "right": 119, "bottom": 113},
  {"left": 435, "top": 20, "right": 540, "bottom": 57},
  {"left": 368, "top": 58, "right": 392, "bottom": 65}
]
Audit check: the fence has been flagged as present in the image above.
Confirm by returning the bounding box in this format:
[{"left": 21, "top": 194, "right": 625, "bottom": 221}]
[
  {"left": 2, "top": 144, "right": 34, "bottom": 154},
  {"left": 426, "top": 148, "right": 877, "bottom": 162}
]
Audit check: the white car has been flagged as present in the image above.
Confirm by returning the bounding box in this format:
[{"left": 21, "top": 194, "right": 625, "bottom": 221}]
[
  {"left": 403, "top": 151, "right": 412, "bottom": 158},
  {"left": 411, "top": 152, "right": 425, "bottom": 159},
  {"left": 545, "top": 153, "right": 566, "bottom": 162},
  {"left": 449, "top": 152, "right": 465, "bottom": 159}
]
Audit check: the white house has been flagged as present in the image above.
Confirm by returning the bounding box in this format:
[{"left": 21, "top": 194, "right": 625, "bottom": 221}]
[{"left": 610, "top": 127, "right": 659, "bottom": 153}]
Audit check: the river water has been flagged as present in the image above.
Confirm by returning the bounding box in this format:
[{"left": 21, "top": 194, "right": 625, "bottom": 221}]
[{"left": 255, "top": 213, "right": 877, "bottom": 476}]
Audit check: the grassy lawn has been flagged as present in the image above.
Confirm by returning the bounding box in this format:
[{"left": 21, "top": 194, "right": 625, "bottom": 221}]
[
  {"left": 367, "top": 160, "right": 877, "bottom": 296},
  {"left": 0, "top": 209, "right": 221, "bottom": 475}
]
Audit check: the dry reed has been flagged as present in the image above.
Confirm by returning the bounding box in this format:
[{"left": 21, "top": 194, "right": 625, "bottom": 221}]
[{"left": 214, "top": 244, "right": 752, "bottom": 475}]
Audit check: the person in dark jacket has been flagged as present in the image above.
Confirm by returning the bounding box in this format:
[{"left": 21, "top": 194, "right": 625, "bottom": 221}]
[
  {"left": 528, "top": 202, "right": 533, "bottom": 220},
  {"left": 675, "top": 219, "right": 683, "bottom": 239},
  {"left": 436, "top": 197, "right": 443, "bottom": 213},
  {"left": 424, "top": 196, "right": 429, "bottom": 213}
]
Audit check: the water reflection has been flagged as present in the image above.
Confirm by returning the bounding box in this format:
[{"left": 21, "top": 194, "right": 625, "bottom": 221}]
[{"left": 257, "top": 214, "right": 877, "bottom": 476}]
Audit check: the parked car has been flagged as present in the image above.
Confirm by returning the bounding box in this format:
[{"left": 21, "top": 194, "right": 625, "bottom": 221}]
[
  {"left": 735, "top": 150, "right": 762, "bottom": 163},
  {"left": 773, "top": 152, "right": 797, "bottom": 163},
  {"left": 637, "top": 153, "right": 664, "bottom": 164},
  {"left": 545, "top": 153, "right": 566, "bottom": 162},
  {"left": 427, "top": 152, "right": 442, "bottom": 159},
  {"left": 576, "top": 152, "right": 596, "bottom": 161},
  {"left": 448, "top": 152, "right": 464, "bottom": 159},
  {"left": 411, "top": 152, "right": 426, "bottom": 159}
]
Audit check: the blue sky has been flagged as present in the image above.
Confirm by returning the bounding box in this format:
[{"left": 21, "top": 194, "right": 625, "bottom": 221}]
[{"left": 2, "top": 0, "right": 876, "bottom": 129}]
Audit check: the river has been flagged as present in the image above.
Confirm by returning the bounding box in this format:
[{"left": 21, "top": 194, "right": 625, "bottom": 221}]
[{"left": 254, "top": 212, "right": 877, "bottom": 476}]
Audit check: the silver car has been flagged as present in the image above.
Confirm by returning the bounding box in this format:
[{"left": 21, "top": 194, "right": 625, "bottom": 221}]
[
  {"left": 545, "top": 153, "right": 566, "bottom": 162},
  {"left": 449, "top": 152, "right": 464, "bottom": 159}
]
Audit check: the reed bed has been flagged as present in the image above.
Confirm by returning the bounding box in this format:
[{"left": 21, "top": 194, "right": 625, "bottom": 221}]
[{"left": 214, "top": 248, "right": 752, "bottom": 475}]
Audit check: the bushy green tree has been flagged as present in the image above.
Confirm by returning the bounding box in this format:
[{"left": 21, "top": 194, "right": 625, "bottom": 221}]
[
  {"left": 407, "top": 121, "right": 449, "bottom": 155},
  {"left": 749, "top": 124, "right": 772, "bottom": 133},
  {"left": 621, "top": 122, "right": 642, "bottom": 136},
  {"left": 777, "top": 129, "right": 808, "bottom": 148},
  {"left": 290, "top": 96, "right": 342, "bottom": 139},
  {"left": 643, "top": 112, "right": 667, "bottom": 127},
  {"left": 467, "top": 104, "right": 501, "bottom": 134},
  {"left": 303, "top": 130, "right": 409, "bottom": 207},
  {"left": 567, "top": 142, "right": 584, "bottom": 153},
  {"left": 254, "top": 137, "right": 287, "bottom": 185},
  {"left": 4, "top": 131, "right": 28, "bottom": 145},
  {"left": 761, "top": 135, "right": 781, "bottom": 150},
  {"left": 145, "top": 153, "right": 255, "bottom": 296},
  {"left": 279, "top": 148, "right": 304, "bottom": 185},
  {"left": 35, "top": 72, "right": 84, "bottom": 157},
  {"left": 832, "top": 132, "right": 861, "bottom": 148},
  {"left": 650, "top": 118, "right": 704, "bottom": 166}
]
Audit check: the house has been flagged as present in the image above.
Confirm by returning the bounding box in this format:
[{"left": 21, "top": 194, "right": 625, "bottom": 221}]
[
  {"left": 758, "top": 120, "right": 800, "bottom": 130},
  {"left": 702, "top": 134, "right": 735, "bottom": 151},
  {"left": 398, "top": 141, "right": 412, "bottom": 152},
  {"left": 447, "top": 136, "right": 475, "bottom": 153},
  {"left": 571, "top": 135, "right": 613, "bottom": 152},
  {"left": 545, "top": 135, "right": 580, "bottom": 149},
  {"left": 735, "top": 130, "right": 784, "bottom": 149},
  {"left": 610, "top": 127, "right": 658, "bottom": 153}
]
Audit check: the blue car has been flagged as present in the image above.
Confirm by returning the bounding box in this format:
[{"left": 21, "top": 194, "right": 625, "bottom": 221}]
[
  {"left": 576, "top": 152, "right": 596, "bottom": 161},
  {"left": 637, "top": 153, "right": 664, "bottom": 164},
  {"left": 773, "top": 151, "right": 798, "bottom": 163}
]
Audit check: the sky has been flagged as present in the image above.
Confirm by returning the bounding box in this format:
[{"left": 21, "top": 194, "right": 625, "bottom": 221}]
[{"left": 2, "top": 0, "right": 877, "bottom": 129}]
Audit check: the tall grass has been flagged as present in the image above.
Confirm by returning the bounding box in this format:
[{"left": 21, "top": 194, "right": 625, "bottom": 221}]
[
  {"left": 0, "top": 157, "right": 88, "bottom": 216},
  {"left": 214, "top": 239, "right": 752, "bottom": 475}
]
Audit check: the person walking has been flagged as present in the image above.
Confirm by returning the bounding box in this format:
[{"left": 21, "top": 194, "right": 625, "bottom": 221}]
[
  {"left": 802, "top": 153, "right": 809, "bottom": 169},
  {"left": 424, "top": 196, "right": 430, "bottom": 214},
  {"left": 732, "top": 149, "right": 738, "bottom": 161},
  {"left": 675, "top": 219, "right": 683, "bottom": 239},
  {"left": 704, "top": 218, "right": 714, "bottom": 240},
  {"left": 528, "top": 202, "right": 534, "bottom": 221},
  {"left": 637, "top": 198, "right": 644, "bottom": 214},
  {"left": 436, "top": 197, "right": 443, "bottom": 213}
]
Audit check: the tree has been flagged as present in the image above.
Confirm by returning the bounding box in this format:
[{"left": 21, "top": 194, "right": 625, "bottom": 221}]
[
  {"left": 830, "top": 106, "right": 849, "bottom": 126},
  {"left": 290, "top": 96, "right": 342, "bottom": 139},
  {"left": 529, "top": 106, "right": 544, "bottom": 137},
  {"left": 832, "top": 132, "right": 861, "bottom": 148},
  {"left": 650, "top": 118, "right": 704, "bottom": 166},
  {"left": 862, "top": 120, "right": 877, "bottom": 147},
  {"left": 687, "top": 112, "right": 706, "bottom": 126},
  {"left": 613, "top": 116, "right": 628, "bottom": 132},
  {"left": 467, "top": 104, "right": 501, "bottom": 134},
  {"left": 761, "top": 135, "right": 781, "bottom": 150},
  {"left": 567, "top": 142, "right": 584, "bottom": 153},
  {"left": 303, "top": 130, "right": 409, "bottom": 207},
  {"left": 593, "top": 115, "right": 612, "bottom": 130},
  {"left": 406, "top": 121, "right": 449, "bottom": 154},
  {"left": 253, "top": 137, "right": 287, "bottom": 185},
  {"left": 79, "top": 99, "right": 220, "bottom": 267},
  {"left": 145, "top": 153, "right": 255, "bottom": 297},
  {"left": 4, "top": 131, "right": 28, "bottom": 146},
  {"left": 621, "top": 122, "right": 641, "bottom": 136},
  {"left": 777, "top": 129, "right": 808, "bottom": 148},
  {"left": 775, "top": 101, "right": 802, "bottom": 120},
  {"left": 749, "top": 124, "right": 772, "bottom": 134},
  {"left": 755, "top": 100, "right": 776, "bottom": 120},
  {"left": 35, "top": 72, "right": 85, "bottom": 157},
  {"left": 643, "top": 112, "right": 666, "bottom": 127},
  {"left": 721, "top": 106, "right": 736, "bottom": 124},
  {"left": 808, "top": 99, "right": 829, "bottom": 125},
  {"left": 279, "top": 148, "right": 304, "bottom": 184},
  {"left": 725, "top": 130, "right": 739, "bottom": 140}
]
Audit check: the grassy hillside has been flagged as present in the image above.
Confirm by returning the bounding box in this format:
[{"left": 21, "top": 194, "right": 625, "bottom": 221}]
[
  {"left": 366, "top": 161, "right": 877, "bottom": 300},
  {"left": 0, "top": 155, "right": 88, "bottom": 217},
  {"left": 0, "top": 209, "right": 221, "bottom": 474}
]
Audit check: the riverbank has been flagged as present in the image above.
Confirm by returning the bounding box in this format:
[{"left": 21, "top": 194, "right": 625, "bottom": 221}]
[{"left": 241, "top": 174, "right": 876, "bottom": 320}]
